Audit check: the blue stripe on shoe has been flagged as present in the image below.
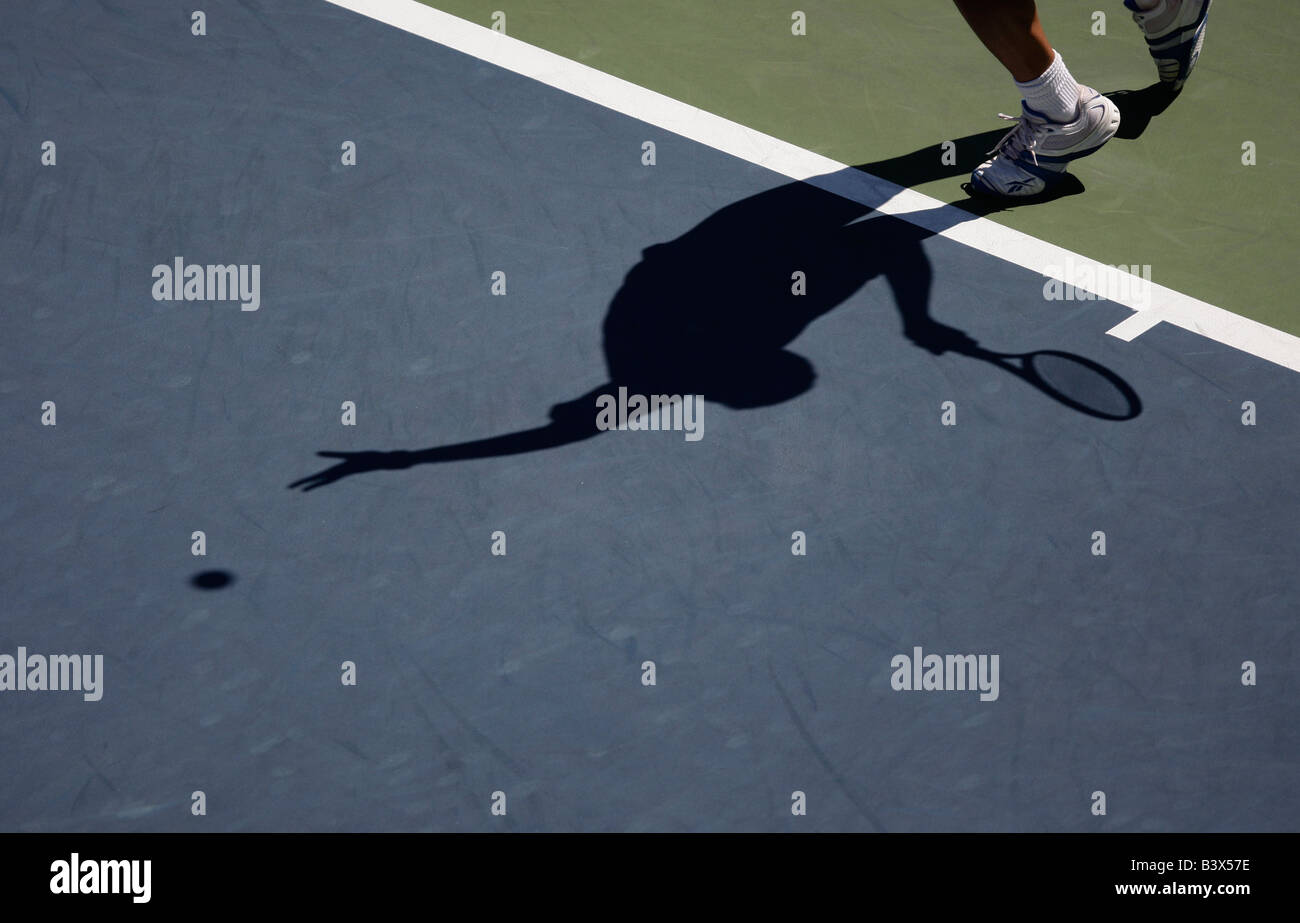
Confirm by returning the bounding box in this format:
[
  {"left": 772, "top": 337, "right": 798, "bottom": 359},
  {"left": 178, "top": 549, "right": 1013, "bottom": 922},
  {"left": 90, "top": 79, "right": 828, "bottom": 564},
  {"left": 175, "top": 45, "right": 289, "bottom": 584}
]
[{"left": 1141, "top": 1, "right": 1212, "bottom": 46}]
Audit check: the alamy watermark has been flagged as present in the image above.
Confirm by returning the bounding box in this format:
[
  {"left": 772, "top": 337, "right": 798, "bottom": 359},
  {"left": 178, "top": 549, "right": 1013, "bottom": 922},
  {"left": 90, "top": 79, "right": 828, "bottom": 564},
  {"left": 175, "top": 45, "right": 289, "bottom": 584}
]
[
  {"left": 152, "top": 257, "right": 260, "bottom": 311},
  {"left": 0, "top": 646, "right": 103, "bottom": 701},
  {"left": 595, "top": 387, "right": 704, "bottom": 442},
  {"left": 1043, "top": 257, "right": 1152, "bottom": 309},
  {"left": 50, "top": 854, "right": 150, "bottom": 903},
  {"left": 891, "top": 646, "right": 999, "bottom": 702}
]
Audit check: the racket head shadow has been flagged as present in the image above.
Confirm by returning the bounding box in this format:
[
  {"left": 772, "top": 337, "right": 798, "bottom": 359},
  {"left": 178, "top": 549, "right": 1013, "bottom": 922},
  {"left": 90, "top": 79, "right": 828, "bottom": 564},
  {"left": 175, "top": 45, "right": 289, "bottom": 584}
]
[{"left": 1019, "top": 350, "right": 1142, "bottom": 420}]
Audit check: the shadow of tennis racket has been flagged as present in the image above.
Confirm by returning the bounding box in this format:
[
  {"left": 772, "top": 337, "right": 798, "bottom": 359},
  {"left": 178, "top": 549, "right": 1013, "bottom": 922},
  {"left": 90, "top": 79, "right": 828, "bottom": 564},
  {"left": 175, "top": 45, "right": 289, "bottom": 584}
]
[{"left": 957, "top": 344, "right": 1142, "bottom": 420}]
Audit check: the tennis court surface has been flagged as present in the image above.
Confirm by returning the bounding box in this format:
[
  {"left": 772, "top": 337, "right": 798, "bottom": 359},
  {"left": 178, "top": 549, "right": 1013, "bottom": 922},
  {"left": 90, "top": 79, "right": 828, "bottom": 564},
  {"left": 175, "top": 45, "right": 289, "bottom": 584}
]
[{"left": 0, "top": 0, "right": 1295, "bottom": 831}]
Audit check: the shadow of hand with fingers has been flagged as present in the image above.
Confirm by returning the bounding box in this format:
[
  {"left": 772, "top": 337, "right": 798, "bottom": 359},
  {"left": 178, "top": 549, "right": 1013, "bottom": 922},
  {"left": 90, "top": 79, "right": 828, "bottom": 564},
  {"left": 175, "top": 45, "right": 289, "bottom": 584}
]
[{"left": 290, "top": 132, "right": 1137, "bottom": 492}]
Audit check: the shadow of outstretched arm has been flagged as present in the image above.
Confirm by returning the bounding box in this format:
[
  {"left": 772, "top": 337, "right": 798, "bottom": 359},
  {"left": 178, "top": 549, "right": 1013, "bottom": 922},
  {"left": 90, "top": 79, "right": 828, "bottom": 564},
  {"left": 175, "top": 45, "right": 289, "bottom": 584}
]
[{"left": 288, "top": 386, "right": 609, "bottom": 491}]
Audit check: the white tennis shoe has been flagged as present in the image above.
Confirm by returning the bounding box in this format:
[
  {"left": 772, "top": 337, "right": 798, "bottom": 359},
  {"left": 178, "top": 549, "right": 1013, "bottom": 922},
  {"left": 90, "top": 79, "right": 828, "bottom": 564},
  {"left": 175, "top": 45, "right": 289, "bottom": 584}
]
[
  {"left": 1125, "top": 0, "right": 1212, "bottom": 92},
  {"left": 970, "top": 87, "right": 1121, "bottom": 197}
]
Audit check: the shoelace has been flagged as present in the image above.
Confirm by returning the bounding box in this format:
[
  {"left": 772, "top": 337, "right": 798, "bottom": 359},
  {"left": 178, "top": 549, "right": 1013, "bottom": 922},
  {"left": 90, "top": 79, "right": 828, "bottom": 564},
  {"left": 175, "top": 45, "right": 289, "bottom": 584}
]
[{"left": 986, "top": 112, "right": 1041, "bottom": 167}]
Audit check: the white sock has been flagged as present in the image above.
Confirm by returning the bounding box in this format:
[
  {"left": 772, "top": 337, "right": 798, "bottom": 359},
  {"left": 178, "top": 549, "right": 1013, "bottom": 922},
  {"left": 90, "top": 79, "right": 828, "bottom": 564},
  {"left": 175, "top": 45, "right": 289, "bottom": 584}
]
[
  {"left": 1015, "top": 51, "right": 1081, "bottom": 122},
  {"left": 1128, "top": 0, "right": 1162, "bottom": 11}
]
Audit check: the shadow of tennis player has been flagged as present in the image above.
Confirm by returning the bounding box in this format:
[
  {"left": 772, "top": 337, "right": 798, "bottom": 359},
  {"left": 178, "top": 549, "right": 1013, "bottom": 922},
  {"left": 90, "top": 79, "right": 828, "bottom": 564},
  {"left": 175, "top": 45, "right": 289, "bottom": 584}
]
[{"left": 290, "top": 132, "right": 1140, "bottom": 491}]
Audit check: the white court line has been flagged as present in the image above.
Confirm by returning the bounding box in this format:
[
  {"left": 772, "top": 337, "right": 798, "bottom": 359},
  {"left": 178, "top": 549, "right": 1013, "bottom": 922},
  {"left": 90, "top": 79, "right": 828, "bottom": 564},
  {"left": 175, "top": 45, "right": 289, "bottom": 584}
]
[
  {"left": 325, "top": 0, "right": 1300, "bottom": 374},
  {"left": 1105, "top": 310, "right": 1165, "bottom": 343}
]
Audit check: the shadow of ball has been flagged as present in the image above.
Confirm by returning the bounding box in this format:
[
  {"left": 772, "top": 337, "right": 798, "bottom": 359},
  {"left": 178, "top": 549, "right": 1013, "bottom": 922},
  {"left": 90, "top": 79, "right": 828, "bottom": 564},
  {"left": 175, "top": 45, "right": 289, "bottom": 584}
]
[{"left": 191, "top": 570, "right": 235, "bottom": 590}]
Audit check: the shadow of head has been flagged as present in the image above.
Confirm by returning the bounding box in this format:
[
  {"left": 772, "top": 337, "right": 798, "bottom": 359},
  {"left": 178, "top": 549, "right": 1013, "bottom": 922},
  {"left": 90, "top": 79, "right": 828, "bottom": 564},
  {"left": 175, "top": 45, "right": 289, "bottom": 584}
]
[{"left": 596, "top": 179, "right": 946, "bottom": 411}]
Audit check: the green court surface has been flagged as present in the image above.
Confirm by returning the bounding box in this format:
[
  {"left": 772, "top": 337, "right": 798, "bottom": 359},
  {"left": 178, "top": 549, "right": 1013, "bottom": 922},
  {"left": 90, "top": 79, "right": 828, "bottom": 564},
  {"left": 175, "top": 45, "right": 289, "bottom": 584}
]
[{"left": 425, "top": 1, "right": 1297, "bottom": 337}]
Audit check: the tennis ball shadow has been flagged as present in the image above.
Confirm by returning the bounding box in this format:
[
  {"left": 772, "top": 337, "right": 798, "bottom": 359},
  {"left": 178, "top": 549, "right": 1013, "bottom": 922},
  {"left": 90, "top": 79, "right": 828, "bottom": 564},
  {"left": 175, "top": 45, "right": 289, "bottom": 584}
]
[{"left": 191, "top": 570, "right": 235, "bottom": 590}]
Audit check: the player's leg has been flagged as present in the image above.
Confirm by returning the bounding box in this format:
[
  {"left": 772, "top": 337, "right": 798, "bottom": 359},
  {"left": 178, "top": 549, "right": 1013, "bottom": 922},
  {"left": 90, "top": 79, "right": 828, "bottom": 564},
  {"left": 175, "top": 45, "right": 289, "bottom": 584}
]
[
  {"left": 1124, "top": 0, "right": 1212, "bottom": 92},
  {"left": 953, "top": 0, "right": 1120, "bottom": 197},
  {"left": 951, "top": 0, "right": 1054, "bottom": 84}
]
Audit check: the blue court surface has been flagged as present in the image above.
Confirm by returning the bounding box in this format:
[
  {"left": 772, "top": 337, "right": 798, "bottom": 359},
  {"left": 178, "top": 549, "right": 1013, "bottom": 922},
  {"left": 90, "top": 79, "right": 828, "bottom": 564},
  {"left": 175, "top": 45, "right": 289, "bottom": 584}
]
[{"left": 0, "top": 0, "right": 1295, "bottom": 831}]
